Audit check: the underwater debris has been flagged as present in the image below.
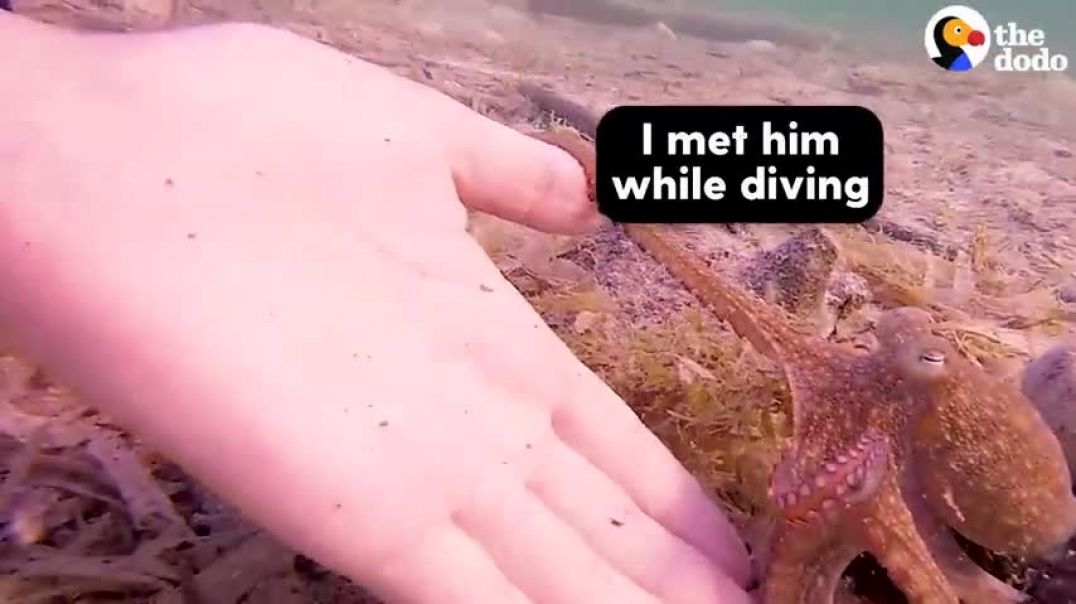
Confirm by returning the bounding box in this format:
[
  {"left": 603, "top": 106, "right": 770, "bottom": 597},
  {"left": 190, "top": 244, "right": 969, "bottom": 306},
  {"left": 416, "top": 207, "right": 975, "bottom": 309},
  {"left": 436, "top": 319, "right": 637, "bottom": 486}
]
[{"left": 738, "top": 226, "right": 842, "bottom": 336}]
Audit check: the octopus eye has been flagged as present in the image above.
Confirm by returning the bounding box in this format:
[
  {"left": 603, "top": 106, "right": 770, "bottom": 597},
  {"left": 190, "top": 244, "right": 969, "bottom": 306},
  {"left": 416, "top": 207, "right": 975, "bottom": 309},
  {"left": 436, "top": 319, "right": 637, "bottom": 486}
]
[{"left": 919, "top": 349, "right": 946, "bottom": 366}]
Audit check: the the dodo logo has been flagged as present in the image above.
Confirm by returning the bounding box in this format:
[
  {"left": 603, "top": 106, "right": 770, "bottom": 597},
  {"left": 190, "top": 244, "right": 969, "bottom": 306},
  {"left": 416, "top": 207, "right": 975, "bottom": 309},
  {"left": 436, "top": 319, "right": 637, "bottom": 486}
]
[{"left": 924, "top": 6, "right": 990, "bottom": 72}]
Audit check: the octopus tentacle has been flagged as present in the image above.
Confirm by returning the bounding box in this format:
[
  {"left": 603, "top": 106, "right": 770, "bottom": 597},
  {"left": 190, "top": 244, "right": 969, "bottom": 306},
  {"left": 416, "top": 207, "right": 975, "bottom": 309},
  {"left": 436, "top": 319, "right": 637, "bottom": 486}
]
[
  {"left": 762, "top": 522, "right": 862, "bottom": 604},
  {"left": 900, "top": 468, "right": 1027, "bottom": 603},
  {"left": 859, "top": 476, "right": 959, "bottom": 604},
  {"left": 762, "top": 435, "right": 892, "bottom": 604}
]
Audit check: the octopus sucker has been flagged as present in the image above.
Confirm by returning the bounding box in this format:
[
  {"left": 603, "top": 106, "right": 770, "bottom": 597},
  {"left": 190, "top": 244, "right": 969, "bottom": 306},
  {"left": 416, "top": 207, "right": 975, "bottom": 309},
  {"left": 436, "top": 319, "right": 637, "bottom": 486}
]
[{"left": 772, "top": 436, "right": 890, "bottom": 524}]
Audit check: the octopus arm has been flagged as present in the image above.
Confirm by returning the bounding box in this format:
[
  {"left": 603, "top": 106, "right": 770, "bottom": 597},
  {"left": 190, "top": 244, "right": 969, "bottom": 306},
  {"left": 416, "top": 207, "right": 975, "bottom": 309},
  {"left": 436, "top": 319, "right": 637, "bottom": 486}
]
[
  {"left": 859, "top": 476, "right": 959, "bottom": 604},
  {"left": 762, "top": 521, "right": 862, "bottom": 604},
  {"left": 900, "top": 474, "right": 1026, "bottom": 603}
]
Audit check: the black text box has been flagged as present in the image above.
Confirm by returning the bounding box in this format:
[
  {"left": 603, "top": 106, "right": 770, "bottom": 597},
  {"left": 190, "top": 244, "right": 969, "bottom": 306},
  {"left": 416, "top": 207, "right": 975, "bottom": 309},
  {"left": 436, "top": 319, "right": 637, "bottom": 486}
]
[{"left": 595, "top": 105, "right": 884, "bottom": 223}]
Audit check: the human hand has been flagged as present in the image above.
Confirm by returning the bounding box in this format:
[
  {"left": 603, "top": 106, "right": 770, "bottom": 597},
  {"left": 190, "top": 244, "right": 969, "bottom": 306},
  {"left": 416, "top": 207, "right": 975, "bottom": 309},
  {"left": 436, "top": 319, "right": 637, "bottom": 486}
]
[{"left": 0, "top": 17, "right": 752, "bottom": 603}]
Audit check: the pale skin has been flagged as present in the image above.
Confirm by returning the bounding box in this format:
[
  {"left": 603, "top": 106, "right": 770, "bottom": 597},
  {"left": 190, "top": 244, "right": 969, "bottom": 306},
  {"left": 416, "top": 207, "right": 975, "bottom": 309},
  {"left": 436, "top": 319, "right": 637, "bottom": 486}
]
[{"left": 0, "top": 13, "right": 752, "bottom": 604}]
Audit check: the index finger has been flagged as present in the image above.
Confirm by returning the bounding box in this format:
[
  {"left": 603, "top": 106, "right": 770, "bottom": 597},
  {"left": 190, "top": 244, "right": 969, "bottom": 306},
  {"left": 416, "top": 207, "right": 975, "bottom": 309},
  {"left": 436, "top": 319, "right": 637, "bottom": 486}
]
[{"left": 431, "top": 94, "right": 605, "bottom": 236}]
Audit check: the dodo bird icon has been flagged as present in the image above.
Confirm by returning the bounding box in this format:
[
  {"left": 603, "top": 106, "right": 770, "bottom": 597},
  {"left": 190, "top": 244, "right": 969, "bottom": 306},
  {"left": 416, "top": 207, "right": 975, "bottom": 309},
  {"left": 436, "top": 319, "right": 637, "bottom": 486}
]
[{"left": 930, "top": 14, "right": 987, "bottom": 71}]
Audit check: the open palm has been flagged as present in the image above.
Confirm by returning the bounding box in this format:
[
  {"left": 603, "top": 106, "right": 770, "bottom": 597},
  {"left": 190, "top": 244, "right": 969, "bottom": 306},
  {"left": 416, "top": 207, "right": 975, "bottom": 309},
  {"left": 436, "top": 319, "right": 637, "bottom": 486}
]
[{"left": 0, "top": 17, "right": 751, "bottom": 603}]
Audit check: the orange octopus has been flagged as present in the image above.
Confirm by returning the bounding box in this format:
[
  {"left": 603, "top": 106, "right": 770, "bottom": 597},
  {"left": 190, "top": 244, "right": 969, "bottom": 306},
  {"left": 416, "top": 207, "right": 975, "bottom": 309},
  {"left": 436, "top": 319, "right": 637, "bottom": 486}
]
[{"left": 527, "top": 125, "right": 1076, "bottom": 603}]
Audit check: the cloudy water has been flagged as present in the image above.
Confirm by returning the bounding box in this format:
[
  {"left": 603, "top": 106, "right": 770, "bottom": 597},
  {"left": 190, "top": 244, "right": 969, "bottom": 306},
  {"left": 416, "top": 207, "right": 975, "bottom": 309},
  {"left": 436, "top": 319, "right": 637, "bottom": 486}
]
[{"left": 693, "top": 0, "right": 1075, "bottom": 59}]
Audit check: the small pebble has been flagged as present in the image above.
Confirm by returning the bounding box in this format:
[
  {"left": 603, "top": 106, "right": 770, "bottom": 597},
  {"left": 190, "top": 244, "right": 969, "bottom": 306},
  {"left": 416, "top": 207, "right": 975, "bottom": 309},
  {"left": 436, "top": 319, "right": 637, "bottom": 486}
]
[{"left": 744, "top": 39, "right": 777, "bottom": 52}]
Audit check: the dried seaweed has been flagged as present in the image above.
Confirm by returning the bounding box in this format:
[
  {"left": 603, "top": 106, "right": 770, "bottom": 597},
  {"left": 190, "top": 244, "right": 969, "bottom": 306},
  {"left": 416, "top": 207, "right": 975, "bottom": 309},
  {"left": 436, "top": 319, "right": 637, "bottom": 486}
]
[
  {"left": 153, "top": 533, "right": 296, "bottom": 604},
  {"left": 82, "top": 431, "right": 192, "bottom": 539},
  {"left": 529, "top": 298, "right": 792, "bottom": 518},
  {"left": 0, "top": 349, "right": 378, "bottom": 602},
  {"left": 860, "top": 217, "right": 960, "bottom": 261}
]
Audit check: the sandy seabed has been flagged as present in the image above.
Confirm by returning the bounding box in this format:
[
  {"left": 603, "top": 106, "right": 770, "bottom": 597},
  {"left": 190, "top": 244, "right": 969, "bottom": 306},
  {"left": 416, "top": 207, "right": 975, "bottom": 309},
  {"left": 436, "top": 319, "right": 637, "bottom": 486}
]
[{"left": 3, "top": 0, "right": 1076, "bottom": 601}]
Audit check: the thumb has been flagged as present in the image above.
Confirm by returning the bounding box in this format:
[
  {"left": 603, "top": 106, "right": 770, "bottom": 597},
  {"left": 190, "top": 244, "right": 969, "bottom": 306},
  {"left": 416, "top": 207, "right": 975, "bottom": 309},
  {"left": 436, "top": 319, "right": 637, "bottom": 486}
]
[{"left": 438, "top": 105, "right": 604, "bottom": 235}]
